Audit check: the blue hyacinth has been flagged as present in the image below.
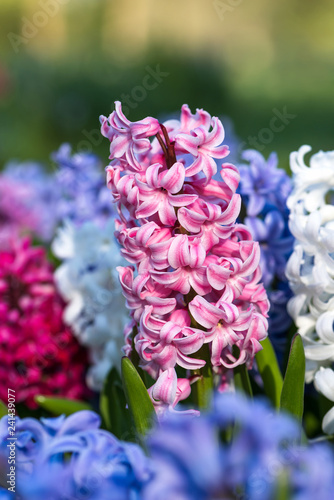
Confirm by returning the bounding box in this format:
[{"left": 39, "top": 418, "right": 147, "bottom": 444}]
[
  {"left": 51, "top": 144, "right": 115, "bottom": 228},
  {"left": 238, "top": 149, "right": 294, "bottom": 352},
  {"left": 144, "top": 394, "right": 334, "bottom": 500},
  {"left": 1, "top": 395, "right": 334, "bottom": 499},
  {"left": 2, "top": 161, "right": 59, "bottom": 242},
  {"left": 0, "top": 410, "right": 151, "bottom": 500}
]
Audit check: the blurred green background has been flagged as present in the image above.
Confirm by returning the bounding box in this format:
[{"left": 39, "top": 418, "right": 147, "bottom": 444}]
[{"left": 0, "top": 0, "right": 334, "bottom": 170}]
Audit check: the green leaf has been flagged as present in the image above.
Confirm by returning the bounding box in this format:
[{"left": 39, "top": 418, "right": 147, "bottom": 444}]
[
  {"left": 256, "top": 337, "right": 283, "bottom": 408},
  {"left": 280, "top": 334, "right": 305, "bottom": 422},
  {"left": 234, "top": 361, "right": 253, "bottom": 397},
  {"left": 34, "top": 396, "right": 92, "bottom": 416},
  {"left": 191, "top": 344, "right": 213, "bottom": 410},
  {"left": 0, "top": 400, "right": 7, "bottom": 418},
  {"left": 100, "top": 367, "right": 134, "bottom": 440},
  {"left": 121, "top": 357, "right": 155, "bottom": 436}
]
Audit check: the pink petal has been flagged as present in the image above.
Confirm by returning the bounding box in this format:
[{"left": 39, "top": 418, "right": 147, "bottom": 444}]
[
  {"left": 207, "top": 263, "right": 231, "bottom": 290},
  {"left": 150, "top": 368, "right": 177, "bottom": 405},
  {"left": 175, "top": 132, "right": 199, "bottom": 156},
  {"left": 169, "top": 193, "right": 198, "bottom": 207},
  {"left": 146, "top": 296, "right": 177, "bottom": 316},
  {"left": 158, "top": 198, "right": 178, "bottom": 226},
  {"left": 189, "top": 295, "right": 224, "bottom": 329},
  {"left": 176, "top": 352, "right": 206, "bottom": 370},
  {"left": 161, "top": 162, "right": 185, "bottom": 194},
  {"left": 168, "top": 235, "right": 190, "bottom": 268},
  {"left": 177, "top": 207, "right": 204, "bottom": 233},
  {"left": 146, "top": 163, "right": 163, "bottom": 188},
  {"left": 189, "top": 239, "right": 206, "bottom": 268},
  {"left": 189, "top": 268, "right": 211, "bottom": 295}
]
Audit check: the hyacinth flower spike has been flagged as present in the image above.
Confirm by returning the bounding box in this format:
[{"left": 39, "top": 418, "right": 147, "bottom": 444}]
[{"left": 101, "top": 102, "right": 269, "bottom": 415}]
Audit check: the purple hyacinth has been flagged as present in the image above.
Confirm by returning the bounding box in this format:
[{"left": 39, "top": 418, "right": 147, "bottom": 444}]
[
  {"left": 1, "top": 162, "right": 59, "bottom": 246},
  {"left": 0, "top": 411, "right": 151, "bottom": 500},
  {"left": 237, "top": 150, "right": 294, "bottom": 351},
  {"left": 144, "top": 393, "right": 334, "bottom": 500},
  {"left": 238, "top": 150, "right": 291, "bottom": 217},
  {"left": 1, "top": 395, "right": 334, "bottom": 499},
  {"left": 52, "top": 144, "right": 115, "bottom": 228}
]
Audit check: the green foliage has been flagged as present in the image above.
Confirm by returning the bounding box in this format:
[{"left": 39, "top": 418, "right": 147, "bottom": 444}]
[
  {"left": 256, "top": 337, "right": 283, "bottom": 408},
  {"left": 234, "top": 362, "right": 253, "bottom": 398},
  {"left": 280, "top": 334, "right": 305, "bottom": 423},
  {"left": 100, "top": 367, "right": 134, "bottom": 441},
  {"left": 34, "top": 396, "right": 92, "bottom": 416},
  {"left": 121, "top": 357, "right": 155, "bottom": 437},
  {"left": 0, "top": 400, "right": 7, "bottom": 418}
]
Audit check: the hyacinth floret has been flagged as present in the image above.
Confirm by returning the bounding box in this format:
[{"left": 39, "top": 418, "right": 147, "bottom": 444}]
[{"left": 100, "top": 103, "right": 269, "bottom": 412}]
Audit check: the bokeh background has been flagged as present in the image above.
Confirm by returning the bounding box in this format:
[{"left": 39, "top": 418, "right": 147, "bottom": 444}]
[{"left": 1, "top": 0, "right": 334, "bottom": 169}]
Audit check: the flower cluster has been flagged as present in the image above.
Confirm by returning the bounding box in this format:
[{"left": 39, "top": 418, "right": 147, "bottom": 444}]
[
  {"left": 238, "top": 150, "right": 294, "bottom": 351},
  {"left": 0, "top": 145, "right": 115, "bottom": 251},
  {"left": 0, "top": 162, "right": 57, "bottom": 248},
  {"left": 52, "top": 219, "right": 129, "bottom": 391},
  {"left": 100, "top": 102, "right": 269, "bottom": 411},
  {"left": 1, "top": 394, "right": 334, "bottom": 500},
  {"left": 286, "top": 146, "right": 334, "bottom": 382},
  {"left": 52, "top": 144, "right": 115, "bottom": 228},
  {"left": 145, "top": 393, "right": 334, "bottom": 500},
  {"left": 0, "top": 237, "right": 89, "bottom": 408},
  {"left": 0, "top": 410, "right": 151, "bottom": 500}
]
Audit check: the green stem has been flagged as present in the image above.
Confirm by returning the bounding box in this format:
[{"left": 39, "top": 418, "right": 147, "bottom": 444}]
[
  {"left": 233, "top": 363, "right": 253, "bottom": 397},
  {"left": 233, "top": 346, "right": 253, "bottom": 397},
  {"left": 192, "top": 344, "right": 213, "bottom": 410}
]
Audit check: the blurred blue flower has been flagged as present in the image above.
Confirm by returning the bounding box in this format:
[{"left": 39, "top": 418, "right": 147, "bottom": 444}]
[
  {"left": 237, "top": 150, "right": 294, "bottom": 351},
  {"left": 0, "top": 489, "right": 14, "bottom": 499},
  {"left": 2, "top": 145, "right": 115, "bottom": 247},
  {"left": 1, "top": 396, "right": 334, "bottom": 499},
  {"left": 238, "top": 150, "right": 291, "bottom": 217},
  {"left": 245, "top": 211, "right": 294, "bottom": 287},
  {"left": 144, "top": 393, "right": 334, "bottom": 500},
  {"left": 52, "top": 144, "right": 115, "bottom": 227},
  {"left": 2, "top": 161, "right": 59, "bottom": 242},
  {"left": 0, "top": 411, "right": 151, "bottom": 500}
]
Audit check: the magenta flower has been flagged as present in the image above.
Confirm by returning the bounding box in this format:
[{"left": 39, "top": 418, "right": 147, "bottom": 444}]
[
  {"left": 102, "top": 102, "right": 269, "bottom": 414},
  {"left": 0, "top": 237, "right": 89, "bottom": 408}
]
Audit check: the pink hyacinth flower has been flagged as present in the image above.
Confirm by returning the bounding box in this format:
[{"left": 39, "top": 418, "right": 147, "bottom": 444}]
[
  {"left": 101, "top": 102, "right": 269, "bottom": 416},
  {"left": 175, "top": 117, "right": 229, "bottom": 183},
  {"left": 100, "top": 101, "right": 160, "bottom": 171},
  {"left": 136, "top": 162, "right": 197, "bottom": 226},
  {"left": 148, "top": 368, "right": 199, "bottom": 417}
]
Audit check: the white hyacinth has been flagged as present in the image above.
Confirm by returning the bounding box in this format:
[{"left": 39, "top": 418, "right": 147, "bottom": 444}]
[
  {"left": 52, "top": 218, "right": 129, "bottom": 391},
  {"left": 286, "top": 146, "right": 334, "bottom": 390},
  {"left": 315, "top": 367, "right": 334, "bottom": 435}
]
